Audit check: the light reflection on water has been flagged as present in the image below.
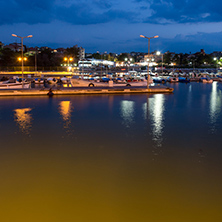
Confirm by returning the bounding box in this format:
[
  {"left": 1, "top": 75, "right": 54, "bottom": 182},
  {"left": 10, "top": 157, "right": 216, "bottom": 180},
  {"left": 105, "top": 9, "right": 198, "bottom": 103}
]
[
  {"left": 148, "top": 94, "right": 165, "bottom": 148},
  {"left": 209, "top": 82, "right": 222, "bottom": 133},
  {"left": 120, "top": 100, "right": 135, "bottom": 128},
  {"left": 0, "top": 83, "right": 222, "bottom": 221},
  {"left": 58, "top": 101, "right": 73, "bottom": 130},
  {"left": 14, "top": 108, "right": 33, "bottom": 135}
]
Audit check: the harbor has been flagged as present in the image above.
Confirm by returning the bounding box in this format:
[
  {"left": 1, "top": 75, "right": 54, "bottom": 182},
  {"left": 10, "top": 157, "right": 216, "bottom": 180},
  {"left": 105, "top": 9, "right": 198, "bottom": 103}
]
[
  {"left": 2, "top": 0, "right": 222, "bottom": 220},
  {"left": 2, "top": 68, "right": 222, "bottom": 96}
]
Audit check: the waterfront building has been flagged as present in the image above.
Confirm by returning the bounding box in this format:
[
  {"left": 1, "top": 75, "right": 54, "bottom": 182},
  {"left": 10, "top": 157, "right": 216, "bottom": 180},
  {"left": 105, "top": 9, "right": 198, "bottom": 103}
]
[
  {"left": 78, "top": 59, "right": 115, "bottom": 68},
  {"left": 79, "top": 47, "right": 85, "bottom": 60}
]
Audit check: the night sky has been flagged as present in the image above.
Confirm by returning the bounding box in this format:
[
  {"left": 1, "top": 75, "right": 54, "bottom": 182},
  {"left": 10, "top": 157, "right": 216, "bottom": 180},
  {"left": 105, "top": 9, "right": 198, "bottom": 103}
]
[{"left": 1, "top": 0, "right": 222, "bottom": 53}]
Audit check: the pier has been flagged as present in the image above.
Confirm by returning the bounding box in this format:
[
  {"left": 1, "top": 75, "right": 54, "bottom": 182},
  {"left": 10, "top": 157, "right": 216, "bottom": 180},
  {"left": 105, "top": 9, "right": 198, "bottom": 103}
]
[{"left": 0, "top": 86, "right": 173, "bottom": 96}]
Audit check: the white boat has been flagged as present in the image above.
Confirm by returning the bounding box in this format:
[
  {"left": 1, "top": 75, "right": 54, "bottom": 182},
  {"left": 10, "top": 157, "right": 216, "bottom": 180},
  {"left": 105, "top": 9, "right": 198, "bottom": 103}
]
[
  {"left": 125, "top": 78, "right": 153, "bottom": 86},
  {"left": 167, "top": 77, "right": 179, "bottom": 83},
  {"left": 60, "top": 77, "right": 70, "bottom": 84},
  {"left": 0, "top": 81, "right": 30, "bottom": 89},
  {"left": 47, "top": 77, "right": 57, "bottom": 84},
  {"left": 71, "top": 75, "right": 153, "bottom": 87},
  {"left": 70, "top": 76, "right": 110, "bottom": 87}
]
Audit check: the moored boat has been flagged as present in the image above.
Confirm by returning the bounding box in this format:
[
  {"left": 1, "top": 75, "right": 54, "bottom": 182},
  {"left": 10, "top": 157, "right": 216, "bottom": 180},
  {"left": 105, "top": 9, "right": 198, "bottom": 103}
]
[
  {"left": 178, "top": 77, "right": 190, "bottom": 83},
  {"left": 152, "top": 77, "right": 166, "bottom": 84},
  {"left": 200, "top": 77, "right": 213, "bottom": 83},
  {"left": 59, "top": 77, "right": 70, "bottom": 84},
  {"left": 70, "top": 75, "right": 153, "bottom": 87},
  {"left": 47, "top": 77, "right": 57, "bottom": 84},
  {"left": 0, "top": 81, "right": 30, "bottom": 89},
  {"left": 167, "top": 77, "right": 179, "bottom": 83},
  {"left": 34, "top": 78, "right": 44, "bottom": 84}
]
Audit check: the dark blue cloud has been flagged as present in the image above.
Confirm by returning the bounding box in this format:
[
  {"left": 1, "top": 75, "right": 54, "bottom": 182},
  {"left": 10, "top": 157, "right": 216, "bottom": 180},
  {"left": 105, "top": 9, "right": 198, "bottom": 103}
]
[
  {"left": 1, "top": 0, "right": 222, "bottom": 27},
  {"left": 0, "top": 0, "right": 135, "bottom": 25},
  {"left": 0, "top": 0, "right": 55, "bottom": 24},
  {"left": 138, "top": 0, "right": 222, "bottom": 23},
  {"left": 154, "top": 32, "right": 222, "bottom": 53},
  {"left": 56, "top": 4, "right": 135, "bottom": 25}
]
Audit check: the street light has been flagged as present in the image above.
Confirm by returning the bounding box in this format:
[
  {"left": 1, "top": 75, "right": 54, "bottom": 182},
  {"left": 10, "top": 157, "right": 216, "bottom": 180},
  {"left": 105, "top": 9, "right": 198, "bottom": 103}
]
[
  {"left": 12, "top": 34, "right": 33, "bottom": 88},
  {"left": 214, "top": 57, "right": 218, "bottom": 73},
  {"left": 64, "top": 57, "right": 73, "bottom": 72},
  {"left": 140, "top": 35, "right": 159, "bottom": 89},
  {"left": 125, "top": 58, "right": 129, "bottom": 73},
  {"left": 18, "top": 57, "right": 27, "bottom": 61},
  {"left": 64, "top": 57, "right": 73, "bottom": 66},
  {"left": 156, "top": 51, "right": 163, "bottom": 74}
]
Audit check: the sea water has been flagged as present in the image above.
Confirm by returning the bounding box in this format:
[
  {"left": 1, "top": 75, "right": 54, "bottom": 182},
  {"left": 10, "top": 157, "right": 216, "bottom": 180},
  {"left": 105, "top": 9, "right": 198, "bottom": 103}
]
[{"left": 0, "top": 82, "right": 222, "bottom": 222}]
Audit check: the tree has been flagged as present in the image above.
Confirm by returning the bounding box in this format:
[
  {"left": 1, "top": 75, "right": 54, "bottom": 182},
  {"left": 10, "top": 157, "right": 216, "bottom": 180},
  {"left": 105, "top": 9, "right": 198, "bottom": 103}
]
[
  {"left": 117, "top": 53, "right": 130, "bottom": 62},
  {"left": 92, "top": 53, "right": 101, "bottom": 59},
  {"left": 0, "top": 48, "right": 17, "bottom": 66},
  {"left": 65, "top": 45, "right": 80, "bottom": 63}
]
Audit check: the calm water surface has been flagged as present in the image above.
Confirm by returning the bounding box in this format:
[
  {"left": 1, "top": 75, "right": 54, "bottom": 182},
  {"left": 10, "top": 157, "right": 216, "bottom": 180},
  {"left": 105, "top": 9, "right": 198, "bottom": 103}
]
[{"left": 0, "top": 82, "right": 222, "bottom": 222}]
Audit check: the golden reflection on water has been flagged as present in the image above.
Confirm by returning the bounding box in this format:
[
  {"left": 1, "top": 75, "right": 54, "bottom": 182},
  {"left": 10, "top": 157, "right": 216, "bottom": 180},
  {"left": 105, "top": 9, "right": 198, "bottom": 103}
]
[
  {"left": 14, "top": 108, "right": 33, "bottom": 134},
  {"left": 58, "top": 101, "right": 73, "bottom": 130}
]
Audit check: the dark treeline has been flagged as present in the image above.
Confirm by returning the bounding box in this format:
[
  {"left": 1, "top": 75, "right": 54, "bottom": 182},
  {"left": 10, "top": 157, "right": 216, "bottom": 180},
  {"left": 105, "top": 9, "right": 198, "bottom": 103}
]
[
  {"left": 0, "top": 45, "right": 81, "bottom": 69},
  {"left": 0, "top": 43, "right": 221, "bottom": 70}
]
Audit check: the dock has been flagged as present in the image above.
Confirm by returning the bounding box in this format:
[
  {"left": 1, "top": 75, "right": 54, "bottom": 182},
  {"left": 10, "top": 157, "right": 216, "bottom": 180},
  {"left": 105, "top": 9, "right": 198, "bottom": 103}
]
[{"left": 0, "top": 86, "right": 173, "bottom": 96}]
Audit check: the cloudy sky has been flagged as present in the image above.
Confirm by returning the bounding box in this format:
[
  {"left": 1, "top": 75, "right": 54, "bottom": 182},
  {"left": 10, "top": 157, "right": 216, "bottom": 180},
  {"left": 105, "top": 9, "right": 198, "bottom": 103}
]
[{"left": 1, "top": 0, "right": 222, "bottom": 53}]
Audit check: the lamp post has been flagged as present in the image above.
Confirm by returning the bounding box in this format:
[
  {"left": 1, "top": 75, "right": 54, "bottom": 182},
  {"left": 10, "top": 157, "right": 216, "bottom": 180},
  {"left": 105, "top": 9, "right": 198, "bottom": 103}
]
[
  {"left": 12, "top": 34, "right": 33, "bottom": 88},
  {"left": 140, "top": 35, "right": 159, "bottom": 89},
  {"left": 124, "top": 58, "right": 129, "bottom": 74},
  {"left": 156, "top": 51, "right": 163, "bottom": 75},
  {"left": 214, "top": 57, "right": 218, "bottom": 73},
  {"left": 35, "top": 48, "right": 38, "bottom": 76}
]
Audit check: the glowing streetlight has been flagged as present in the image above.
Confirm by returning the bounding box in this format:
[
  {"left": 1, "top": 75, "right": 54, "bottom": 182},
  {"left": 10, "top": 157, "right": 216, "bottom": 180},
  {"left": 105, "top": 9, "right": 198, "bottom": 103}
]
[
  {"left": 18, "top": 57, "right": 27, "bottom": 61},
  {"left": 64, "top": 57, "right": 73, "bottom": 66},
  {"left": 214, "top": 57, "right": 218, "bottom": 73},
  {"left": 12, "top": 34, "right": 33, "bottom": 88},
  {"left": 140, "top": 35, "right": 159, "bottom": 89},
  {"left": 156, "top": 51, "right": 163, "bottom": 74},
  {"left": 64, "top": 57, "right": 73, "bottom": 72},
  {"left": 124, "top": 57, "right": 132, "bottom": 73}
]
